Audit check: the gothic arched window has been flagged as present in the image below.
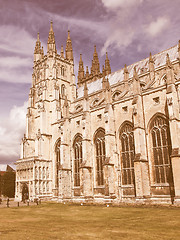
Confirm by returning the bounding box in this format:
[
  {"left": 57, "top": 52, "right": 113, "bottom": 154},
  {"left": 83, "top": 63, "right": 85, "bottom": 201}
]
[
  {"left": 120, "top": 123, "right": 135, "bottom": 185},
  {"left": 55, "top": 139, "right": 61, "bottom": 188},
  {"left": 94, "top": 129, "right": 105, "bottom": 186},
  {"left": 73, "top": 135, "right": 83, "bottom": 187},
  {"left": 150, "top": 116, "right": 172, "bottom": 184},
  {"left": 61, "top": 84, "right": 65, "bottom": 97}
]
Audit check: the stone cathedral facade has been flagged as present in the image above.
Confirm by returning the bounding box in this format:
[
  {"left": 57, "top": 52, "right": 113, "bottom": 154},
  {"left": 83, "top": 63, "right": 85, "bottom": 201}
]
[{"left": 15, "top": 22, "right": 180, "bottom": 205}]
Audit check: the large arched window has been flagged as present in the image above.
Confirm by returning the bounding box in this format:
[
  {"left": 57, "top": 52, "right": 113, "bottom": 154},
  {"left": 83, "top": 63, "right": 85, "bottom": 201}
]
[
  {"left": 94, "top": 129, "right": 105, "bottom": 186},
  {"left": 120, "top": 122, "right": 135, "bottom": 185},
  {"left": 73, "top": 135, "right": 83, "bottom": 187},
  {"left": 150, "top": 115, "right": 172, "bottom": 184},
  {"left": 55, "top": 139, "right": 61, "bottom": 188}
]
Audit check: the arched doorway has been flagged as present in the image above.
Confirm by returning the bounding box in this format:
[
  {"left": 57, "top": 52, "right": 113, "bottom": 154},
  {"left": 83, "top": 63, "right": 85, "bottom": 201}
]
[{"left": 22, "top": 183, "right": 29, "bottom": 202}]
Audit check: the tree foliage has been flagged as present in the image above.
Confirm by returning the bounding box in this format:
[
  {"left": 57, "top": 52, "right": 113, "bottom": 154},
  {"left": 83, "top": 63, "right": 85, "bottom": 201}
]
[{"left": 0, "top": 172, "right": 15, "bottom": 198}]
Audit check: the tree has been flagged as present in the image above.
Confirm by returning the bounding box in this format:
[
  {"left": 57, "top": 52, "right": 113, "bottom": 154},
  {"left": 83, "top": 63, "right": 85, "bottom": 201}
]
[{"left": 2, "top": 172, "right": 15, "bottom": 198}]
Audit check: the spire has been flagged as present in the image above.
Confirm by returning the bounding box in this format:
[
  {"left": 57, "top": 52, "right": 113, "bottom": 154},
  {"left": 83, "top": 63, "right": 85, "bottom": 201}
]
[
  {"left": 105, "top": 52, "right": 111, "bottom": 75},
  {"left": 149, "top": 52, "right": 154, "bottom": 63},
  {"left": 34, "top": 32, "right": 41, "bottom": 54},
  {"left": 61, "top": 45, "right": 64, "bottom": 58},
  {"left": 124, "top": 64, "right": 129, "bottom": 81},
  {"left": 85, "top": 66, "right": 89, "bottom": 78},
  {"left": 48, "top": 21, "right": 55, "bottom": 44},
  {"left": 47, "top": 21, "right": 56, "bottom": 55},
  {"left": 34, "top": 32, "right": 42, "bottom": 62},
  {"left": 166, "top": 53, "right": 172, "bottom": 68},
  {"left": 91, "top": 45, "right": 100, "bottom": 76},
  {"left": 102, "top": 65, "right": 106, "bottom": 77},
  {"left": 78, "top": 54, "right": 85, "bottom": 84},
  {"left": 149, "top": 52, "right": 155, "bottom": 80},
  {"left": 41, "top": 46, "right": 44, "bottom": 57},
  {"left": 65, "top": 30, "right": 73, "bottom": 61}
]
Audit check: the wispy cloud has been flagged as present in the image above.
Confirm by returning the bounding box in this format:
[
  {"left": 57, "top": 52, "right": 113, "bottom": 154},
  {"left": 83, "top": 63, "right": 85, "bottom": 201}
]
[
  {"left": 0, "top": 25, "right": 35, "bottom": 56},
  {"left": 145, "top": 16, "right": 170, "bottom": 37},
  {"left": 102, "top": 0, "right": 144, "bottom": 9},
  {"left": 0, "top": 56, "right": 32, "bottom": 68}
]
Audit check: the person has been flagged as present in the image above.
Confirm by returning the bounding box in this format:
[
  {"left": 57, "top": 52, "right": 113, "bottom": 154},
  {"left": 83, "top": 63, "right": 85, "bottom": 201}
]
[
  {"left": 7, "top": 198, "right": 9, "bottom": 207},
  {"left": 0, "top": 197, "right": 2, "bottom": 204}
]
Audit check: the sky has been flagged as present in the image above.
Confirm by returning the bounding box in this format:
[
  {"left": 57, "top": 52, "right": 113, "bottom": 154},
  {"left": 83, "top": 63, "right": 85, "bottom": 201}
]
[{"left": 0, "top": 0, "right": 180, "bottom": 170}]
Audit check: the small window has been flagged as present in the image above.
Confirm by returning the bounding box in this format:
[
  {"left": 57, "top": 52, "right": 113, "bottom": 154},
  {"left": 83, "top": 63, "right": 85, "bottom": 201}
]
[
  {"left": 61, "top": 66, "right": 65, "bottom": 76},
  {"left": 76, "top": 120, "right": 80, "bottom": 126},
  {"left": 97, "top": 114, "right": 102, "bottom": 120}
]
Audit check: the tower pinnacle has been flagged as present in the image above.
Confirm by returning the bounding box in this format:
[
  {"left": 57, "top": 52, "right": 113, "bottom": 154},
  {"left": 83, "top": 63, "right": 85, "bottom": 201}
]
[
  {"left": 34, "top": 32, "right": 42, "bottom": 62},
  {"left": 78, "top": 54, "right": 85, "bottom": 84},
  {"left": 91, "top": 45, "right": 100, "bottom": 76},
  {"left": 34, "top": 32, "right": 41, "bottom": 54},
  {"left": 105, "top": 52, "right": 111, "bottom": 75},
  {"left": 65, "top": 30, "right": 73, "bottom": 61},
  {"left": 47, "top": 21, "right": 56, "bottom": 55}
]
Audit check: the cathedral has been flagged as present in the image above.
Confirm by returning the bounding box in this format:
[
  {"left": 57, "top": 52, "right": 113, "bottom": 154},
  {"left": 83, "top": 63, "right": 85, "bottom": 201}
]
[{"left": 15, "top": 22, "right": 180, "bottom": 205}]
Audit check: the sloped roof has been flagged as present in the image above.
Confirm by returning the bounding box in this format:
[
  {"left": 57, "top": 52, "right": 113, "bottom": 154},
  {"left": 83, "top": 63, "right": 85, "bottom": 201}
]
[{"left": 77, "top": 44, "right": 178, "bottom": 98}]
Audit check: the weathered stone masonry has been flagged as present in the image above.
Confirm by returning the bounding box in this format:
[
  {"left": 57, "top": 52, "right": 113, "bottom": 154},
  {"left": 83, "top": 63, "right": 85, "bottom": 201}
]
[{"left": 16, "top": 22, "right": 180, "bottom": 205}]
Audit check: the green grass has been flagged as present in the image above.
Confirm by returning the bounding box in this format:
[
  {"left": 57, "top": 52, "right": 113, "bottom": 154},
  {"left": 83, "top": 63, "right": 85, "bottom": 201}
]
[{"left": 0, "top": 203, "right": 180, "bottom": 240}]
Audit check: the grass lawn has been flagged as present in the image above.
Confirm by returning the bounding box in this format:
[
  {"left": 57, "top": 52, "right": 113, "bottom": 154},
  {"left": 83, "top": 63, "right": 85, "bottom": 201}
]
[{"left": 0, "top": 203, "right": 180, "bottom": 240}]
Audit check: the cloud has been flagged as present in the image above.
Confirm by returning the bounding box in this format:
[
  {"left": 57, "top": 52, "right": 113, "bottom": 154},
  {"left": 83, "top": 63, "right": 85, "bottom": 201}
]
[
  {"left": 0, "top": 25, "right": 35, "bottom": 83},
  {"left": 0, "top": 101, "right": 27, "bottom": 168},
  {"left": 0, "top": 56, "right": 32, "bottom": 69},
  {"left": 101, "top": 0, "right": 144, "bottom": 9},
  {"left": 145, "top": 16, "right": 170, "bottom": 37},
  {"left": 0, "top": 56, "right": 32, "bottom": 83},
  {"left": 0, "top": 25, "right": 35, "bottom": 56}
]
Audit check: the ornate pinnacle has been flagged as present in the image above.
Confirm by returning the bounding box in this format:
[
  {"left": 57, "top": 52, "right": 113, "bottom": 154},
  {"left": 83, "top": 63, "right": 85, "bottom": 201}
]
[
  {"left": 124, "top": 64, "right": 129, "bottom": 81},
  {"left": 48, "top": 21, "right": 55, "bottom": 44},
  {"left": 78, "top": 54, "right": 84, "bottom": 83},
  {"left": 102, "top": 65, "right": 106, "bottom": 77},
  {"left": 34, "top": 32, "right": 41, "bottom": 54},
  {"left": 47, "top": 21, "right": 56, "bottom": 55},
  {"left": 85, "top": 66, "right": 89, "bottom": 78},
  {"left": 124, "top": 64, "right": 128, "bottom": 73},
  {"left": 149, "top": 52, "right": 154, "bottom": 63},
  {"left": 166, "top": 53, "right": 172, "bottom": 68},
  {"left": 105, "top": 52, "right": 111, "bottom": 75},
  {"left": 91, "top": 45, "right": 100, "bottom": 76},
  {"left": 61, "top": 45, "right": 64, "bottom": 58},
  {"left": 65, "top": 30, "right": 73, "bottom": 61},
  {"left": 133, "top": 67, "right": 139, "bottom": 81},
  {"left": 41, "top": 46, "right": 44, "bottom": 56}
]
